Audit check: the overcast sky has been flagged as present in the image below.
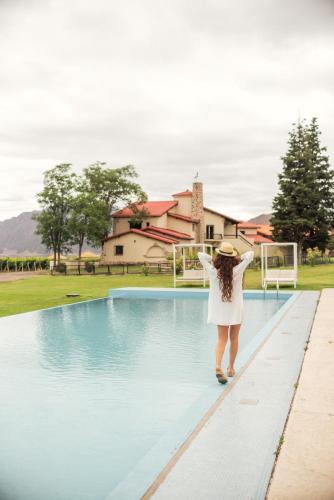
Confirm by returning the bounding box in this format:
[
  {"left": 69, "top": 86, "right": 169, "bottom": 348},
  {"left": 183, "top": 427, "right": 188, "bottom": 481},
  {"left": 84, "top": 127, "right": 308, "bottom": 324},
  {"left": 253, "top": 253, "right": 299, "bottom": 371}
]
[{"left": 0, "top": 0, "right": 333, "bottom": 221}]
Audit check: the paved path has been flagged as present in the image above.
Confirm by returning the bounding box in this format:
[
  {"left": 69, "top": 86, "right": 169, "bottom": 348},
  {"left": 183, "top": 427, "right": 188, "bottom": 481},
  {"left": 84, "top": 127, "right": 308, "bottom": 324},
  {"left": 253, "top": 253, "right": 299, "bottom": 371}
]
[
  {"left": 0, "top": 271, "right": 46, "bottom": 282},
  {"left": 143, "top": 292, "right": 319, "bottom": 500},
  {"left": 267, "top": 288, "right": 334, "bottom": 500}
]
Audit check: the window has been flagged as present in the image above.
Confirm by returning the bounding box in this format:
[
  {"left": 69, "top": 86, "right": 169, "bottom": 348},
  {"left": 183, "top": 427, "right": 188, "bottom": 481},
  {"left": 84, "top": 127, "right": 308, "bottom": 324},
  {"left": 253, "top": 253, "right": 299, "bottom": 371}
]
[
  {"left": 115, "top": 245, "right": 123, "bottom": 256},
  {"left": 146, "top": 222, "right": 150, "bottom": 227},
  {"left": 206, "top": 225, "right": 214, "bottom": 239},
  {"left": 129, "top": 221, "right": 142, "bottom": 229}
]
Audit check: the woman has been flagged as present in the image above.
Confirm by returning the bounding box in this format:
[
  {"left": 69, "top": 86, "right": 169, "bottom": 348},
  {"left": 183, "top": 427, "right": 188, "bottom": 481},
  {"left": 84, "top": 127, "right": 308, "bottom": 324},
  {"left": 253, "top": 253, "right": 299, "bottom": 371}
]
[{"left": 198, "top": 242, "right": 254, "bottom": 385}]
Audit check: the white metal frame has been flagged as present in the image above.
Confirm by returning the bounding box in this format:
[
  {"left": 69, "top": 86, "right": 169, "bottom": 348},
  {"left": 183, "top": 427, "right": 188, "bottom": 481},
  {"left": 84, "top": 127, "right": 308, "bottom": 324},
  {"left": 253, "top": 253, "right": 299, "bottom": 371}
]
[
  {"left": 261, "top": 242, "right": 298, "bottom": 290},
  {"left": 173, "top": 243, "right": 213, "bottom": 287}
]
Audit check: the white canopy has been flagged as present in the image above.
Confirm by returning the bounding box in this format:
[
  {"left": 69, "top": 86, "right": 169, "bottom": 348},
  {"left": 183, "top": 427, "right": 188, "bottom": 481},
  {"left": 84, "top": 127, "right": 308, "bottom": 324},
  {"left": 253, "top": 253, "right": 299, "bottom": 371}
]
[
  {"left": 173, "top": 243, "right": 213, "bottom": 287},
  {"left": 261, "top": 242, "right": 298, "bottom": 289}
]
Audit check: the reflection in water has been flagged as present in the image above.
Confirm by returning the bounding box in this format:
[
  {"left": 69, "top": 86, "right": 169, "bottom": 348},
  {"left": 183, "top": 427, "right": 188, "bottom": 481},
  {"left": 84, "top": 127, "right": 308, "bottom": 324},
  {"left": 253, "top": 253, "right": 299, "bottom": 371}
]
[{"left": 0, "top": 295, "right": 287, "bottom": 500}]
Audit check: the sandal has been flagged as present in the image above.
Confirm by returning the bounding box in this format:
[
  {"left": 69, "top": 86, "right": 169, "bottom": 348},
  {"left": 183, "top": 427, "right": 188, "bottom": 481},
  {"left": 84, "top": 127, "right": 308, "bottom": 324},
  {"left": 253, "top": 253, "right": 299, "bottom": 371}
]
[
  {"left": 227, "top": 367, "right": 235, "bottom": 377},
  {"left": 215, "top": 369, "right": 228, "bottom": 384}
]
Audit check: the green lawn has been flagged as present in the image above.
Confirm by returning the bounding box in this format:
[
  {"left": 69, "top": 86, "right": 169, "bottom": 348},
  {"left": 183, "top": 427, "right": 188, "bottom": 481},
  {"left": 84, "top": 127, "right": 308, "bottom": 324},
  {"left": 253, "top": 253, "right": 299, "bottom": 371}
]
[{"left": 0, "top": 264, "right": 333, "bottom": 318}]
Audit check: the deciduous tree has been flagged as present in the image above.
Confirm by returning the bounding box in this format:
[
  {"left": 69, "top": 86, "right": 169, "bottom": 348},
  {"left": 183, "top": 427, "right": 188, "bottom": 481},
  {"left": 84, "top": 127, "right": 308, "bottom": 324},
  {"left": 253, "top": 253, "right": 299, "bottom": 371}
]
[
  {"left": 83, "top": 162, "right": 147, "bottom": 238},
  {"left": 34, "top": 164, "right": 76, "bottom": 265}
]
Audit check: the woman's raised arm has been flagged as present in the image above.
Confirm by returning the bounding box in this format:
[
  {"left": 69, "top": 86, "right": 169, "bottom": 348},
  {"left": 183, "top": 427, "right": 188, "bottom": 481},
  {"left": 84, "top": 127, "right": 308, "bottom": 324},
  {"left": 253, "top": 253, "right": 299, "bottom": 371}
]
[{"left": 234, "top": 251, "right": 254, "bottom": 275}]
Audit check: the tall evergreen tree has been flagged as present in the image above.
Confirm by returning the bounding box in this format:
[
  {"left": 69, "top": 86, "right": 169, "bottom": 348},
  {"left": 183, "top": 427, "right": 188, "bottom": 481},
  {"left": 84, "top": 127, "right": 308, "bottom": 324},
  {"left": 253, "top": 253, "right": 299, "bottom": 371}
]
[
  {"left": 305, "top": 118, "right": 334, "bottom": 249},
  {"left": 271, "top": 118, "right": 334, "bottom": 254}
]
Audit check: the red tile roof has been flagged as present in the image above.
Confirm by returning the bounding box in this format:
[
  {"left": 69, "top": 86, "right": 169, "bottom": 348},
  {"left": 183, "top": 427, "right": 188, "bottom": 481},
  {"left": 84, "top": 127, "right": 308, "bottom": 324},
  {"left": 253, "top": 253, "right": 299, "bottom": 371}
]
[
  {"left": 112, "top": 201, "right": 178, "bottom": 218},
  {"left": 238, "top": 221, "right": 260, "bottom": 229},
  {"left": 103, "top": 229, "right": 177, "bottom": 244},
  {"left": 172, "top": 190, "right": 192, "bottom": 197},
  {"left": 168, "top": 212, "right": 199, "bottom": 223},
  {"left": 244, "top": 233, "right": 272, "bottom": 243},
  {"left": 143, "top": 226, "right": 193, "bottom": 240},
  {"left": 257, "top": 224, "right": 273, "bottom": 237}
]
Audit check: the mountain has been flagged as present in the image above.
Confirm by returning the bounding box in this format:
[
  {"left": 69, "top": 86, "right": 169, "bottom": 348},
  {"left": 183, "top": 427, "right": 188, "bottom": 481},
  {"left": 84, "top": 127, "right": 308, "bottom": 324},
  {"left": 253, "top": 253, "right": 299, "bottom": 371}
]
[
  {"left": 248, "top": 213, "right": 272, "bottom": 225},
  {"left": 0, "top": 211, "right": 99, "bottom": 256},
  {"left": 0, "top": 211, "right": 46, "bottom": 255}
]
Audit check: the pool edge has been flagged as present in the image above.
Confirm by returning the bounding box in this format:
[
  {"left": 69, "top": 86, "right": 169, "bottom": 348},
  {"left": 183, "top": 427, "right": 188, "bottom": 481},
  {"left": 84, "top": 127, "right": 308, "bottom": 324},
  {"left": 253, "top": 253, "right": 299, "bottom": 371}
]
[{"left": 104, "top": 289, "right": 302, "bottom": 500}]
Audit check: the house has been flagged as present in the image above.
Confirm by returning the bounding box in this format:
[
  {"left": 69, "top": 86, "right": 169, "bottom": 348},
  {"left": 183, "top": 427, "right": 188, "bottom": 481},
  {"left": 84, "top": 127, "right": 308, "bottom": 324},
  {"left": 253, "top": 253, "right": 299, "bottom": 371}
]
[
  {"left": 101, "top": 182, "right": 255, "bottom": 264},
  {"left": 238, "top": 222, "right": 273, "bottom": 245}
]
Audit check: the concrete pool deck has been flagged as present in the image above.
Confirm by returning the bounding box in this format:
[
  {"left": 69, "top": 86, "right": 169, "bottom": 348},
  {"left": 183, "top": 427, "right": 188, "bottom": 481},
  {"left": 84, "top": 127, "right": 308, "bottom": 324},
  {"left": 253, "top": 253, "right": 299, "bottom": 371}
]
[
  {"left": 267, "top": 288, "right": 334, "bottom": 500},
  {"left": 142, "top": 291, "right": 319, "bottom": 500}
]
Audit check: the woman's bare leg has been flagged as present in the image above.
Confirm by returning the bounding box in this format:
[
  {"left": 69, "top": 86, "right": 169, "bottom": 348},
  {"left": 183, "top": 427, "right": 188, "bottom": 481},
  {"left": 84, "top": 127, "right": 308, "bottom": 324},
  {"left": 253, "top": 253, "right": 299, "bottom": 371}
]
[
  {"left": 228, "top": 324, "right": 241, "bottom": 373},
  {"left": 216, "top": 325, "right": 229, "bottom": 372}
]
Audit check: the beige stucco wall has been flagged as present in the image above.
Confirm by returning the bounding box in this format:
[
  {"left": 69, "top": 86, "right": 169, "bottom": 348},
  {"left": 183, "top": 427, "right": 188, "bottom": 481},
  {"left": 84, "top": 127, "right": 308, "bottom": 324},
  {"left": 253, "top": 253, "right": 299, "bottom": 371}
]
[
  {"left": 167, "top": 215, "right": 196, "bottom": 237},
  {"left": 113, "top": 218, "right": 130, "bottom": 234},
  {"left": 249, "top": 244, "right": 290, "bottom": 259},
  {"left": 101, "top": 232, "right": 173, "bottom": 263},
  {"left": 203, "top": 210, "right": 226, "bottom": 238},
  {"left": 172, "top": 195, "right": 192, "bottom": 215},
  {"left": 113, "top": 213, "right": 168, "bottom": 234},
  {"left": 224, "top": 222, "right": 238, "bottom": 236},
  {"left": 260, "top": 245, "right": 289, "bottom": 258},
  {"left": 240, "top": 227, "right": 257, "bottom": 235}
]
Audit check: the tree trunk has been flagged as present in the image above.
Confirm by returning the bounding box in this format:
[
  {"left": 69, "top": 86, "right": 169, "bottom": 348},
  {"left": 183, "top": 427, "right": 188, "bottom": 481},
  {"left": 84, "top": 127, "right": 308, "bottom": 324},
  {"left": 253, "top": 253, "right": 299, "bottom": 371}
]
[
  {"left": 297, "top": 241, "right": 303, "bottom": 265},
  {"left": 78, "top": 241, "right": 83, "bottom": 275}
]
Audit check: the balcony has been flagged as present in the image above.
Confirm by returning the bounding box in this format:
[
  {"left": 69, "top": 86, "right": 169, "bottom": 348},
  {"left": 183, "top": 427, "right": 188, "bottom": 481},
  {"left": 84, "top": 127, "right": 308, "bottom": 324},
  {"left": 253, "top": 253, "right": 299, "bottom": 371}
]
[{"left": 205, "top": 233, "right": 223, "bottom": 241}]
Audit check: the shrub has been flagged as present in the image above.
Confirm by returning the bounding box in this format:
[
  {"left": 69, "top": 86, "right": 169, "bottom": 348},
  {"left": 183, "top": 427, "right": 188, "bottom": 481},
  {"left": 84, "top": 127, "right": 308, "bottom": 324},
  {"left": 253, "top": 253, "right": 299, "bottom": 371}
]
[
  {"left": 142, "top": 264, "right": 150, "bottom": 276},
  {"left": 306, "top": 247, "right": 322, "bottom": 266},
  {"left": 175, "top": 258, "right": 182, "bottom": 275},
  {"left": 54, "top": 263, "right": 67, "bottom": 274},
  {"left": 84, "top": 261, "right": 95, "bottom": 273}
]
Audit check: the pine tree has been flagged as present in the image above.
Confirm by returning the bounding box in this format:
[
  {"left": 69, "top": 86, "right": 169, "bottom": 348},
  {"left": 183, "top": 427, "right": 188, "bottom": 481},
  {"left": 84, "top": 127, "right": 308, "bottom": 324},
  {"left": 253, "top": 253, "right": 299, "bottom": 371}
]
[
  {"left": 305, "top": 118, "right": 334, "bottom": 249},
  {"left": 271, "top": 118, "right": 334, "bottom": 254}
]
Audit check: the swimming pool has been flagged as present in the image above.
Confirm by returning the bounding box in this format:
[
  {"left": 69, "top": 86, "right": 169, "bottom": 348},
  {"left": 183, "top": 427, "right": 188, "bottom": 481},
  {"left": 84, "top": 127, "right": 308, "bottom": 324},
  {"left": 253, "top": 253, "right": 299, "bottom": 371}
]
[{"left": 0, "top": 288, "right": 294, "bottom": 500}]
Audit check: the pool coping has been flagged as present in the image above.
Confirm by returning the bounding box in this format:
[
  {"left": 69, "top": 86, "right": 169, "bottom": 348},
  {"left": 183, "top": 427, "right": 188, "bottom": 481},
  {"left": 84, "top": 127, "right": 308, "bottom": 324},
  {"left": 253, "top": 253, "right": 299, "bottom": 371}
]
[
  {"left": 0, "top": 287, "right": 294, "bottom": 321},
  {"left": 104, "top": 288, "right": 301, "bottom": 500},
  {"left": 145, "top": 290, "right": 319, "bottom": 500},
  {"left": 267, "top": 289, "right": 334, "bottom": 499}
]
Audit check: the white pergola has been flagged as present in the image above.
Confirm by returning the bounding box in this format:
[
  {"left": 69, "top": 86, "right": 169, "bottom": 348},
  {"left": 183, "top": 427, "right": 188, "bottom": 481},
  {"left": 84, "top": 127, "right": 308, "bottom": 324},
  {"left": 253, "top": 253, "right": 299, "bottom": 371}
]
[
  {"left": 261, "top": 242, "right": 298, "bottom": 290},
  {"left": 173, "top": 243, "right": 213, "bottom": 287}
]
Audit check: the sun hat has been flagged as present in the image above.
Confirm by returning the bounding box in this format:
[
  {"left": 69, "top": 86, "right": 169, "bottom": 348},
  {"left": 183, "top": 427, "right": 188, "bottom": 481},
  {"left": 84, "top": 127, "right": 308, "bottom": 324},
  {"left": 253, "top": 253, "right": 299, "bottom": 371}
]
[{"left": 215, "top": 241, "right": 237, "bottom": 257}]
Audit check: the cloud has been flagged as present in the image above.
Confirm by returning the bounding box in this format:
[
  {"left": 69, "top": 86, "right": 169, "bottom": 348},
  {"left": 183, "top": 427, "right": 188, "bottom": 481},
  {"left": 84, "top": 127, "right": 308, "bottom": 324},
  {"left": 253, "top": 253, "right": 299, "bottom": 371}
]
[{"left": 0, "top": 0, "right": 333, "bottom": 221}]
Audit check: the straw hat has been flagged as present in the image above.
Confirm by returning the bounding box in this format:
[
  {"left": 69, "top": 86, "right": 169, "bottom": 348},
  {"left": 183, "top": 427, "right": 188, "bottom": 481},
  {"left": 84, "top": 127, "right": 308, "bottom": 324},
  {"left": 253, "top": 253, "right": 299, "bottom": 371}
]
[{"left": 215, "top": 241, "right": 237, "bottom": 257}]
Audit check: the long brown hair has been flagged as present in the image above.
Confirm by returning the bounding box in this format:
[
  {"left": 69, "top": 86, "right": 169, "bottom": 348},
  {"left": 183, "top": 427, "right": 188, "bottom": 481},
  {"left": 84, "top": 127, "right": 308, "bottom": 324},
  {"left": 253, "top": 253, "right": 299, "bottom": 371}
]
[{"left": 213, "top": 253, "right": 240, "bottom": 302}]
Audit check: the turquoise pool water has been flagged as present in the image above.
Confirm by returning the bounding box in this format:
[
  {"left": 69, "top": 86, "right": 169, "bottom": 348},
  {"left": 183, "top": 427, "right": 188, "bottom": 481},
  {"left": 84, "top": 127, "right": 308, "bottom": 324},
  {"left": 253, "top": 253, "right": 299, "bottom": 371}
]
[{"left": 0, "top": 289, "right": 291, "bottom": 500}]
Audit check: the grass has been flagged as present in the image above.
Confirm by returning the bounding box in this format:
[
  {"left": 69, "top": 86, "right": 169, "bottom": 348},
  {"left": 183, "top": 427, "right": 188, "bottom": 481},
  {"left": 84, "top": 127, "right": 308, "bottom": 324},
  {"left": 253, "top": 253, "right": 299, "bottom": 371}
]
[{"left": 0, "top": 263, "right": 333, "bottom": 318}]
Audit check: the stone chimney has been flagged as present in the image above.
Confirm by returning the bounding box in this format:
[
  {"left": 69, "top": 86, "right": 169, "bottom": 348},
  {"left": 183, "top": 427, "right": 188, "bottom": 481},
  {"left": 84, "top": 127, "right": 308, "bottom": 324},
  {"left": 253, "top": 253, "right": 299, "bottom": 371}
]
[{"left": 191, "top": 181, "right": 204, "bottom": 243}]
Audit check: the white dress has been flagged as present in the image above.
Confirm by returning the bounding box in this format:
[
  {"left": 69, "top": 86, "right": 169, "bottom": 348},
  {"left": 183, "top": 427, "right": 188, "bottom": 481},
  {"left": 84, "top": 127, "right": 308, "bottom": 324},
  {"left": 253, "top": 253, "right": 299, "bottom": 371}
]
[{"left": 198, "top": 251, "right": 254, "bottom": 326}]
